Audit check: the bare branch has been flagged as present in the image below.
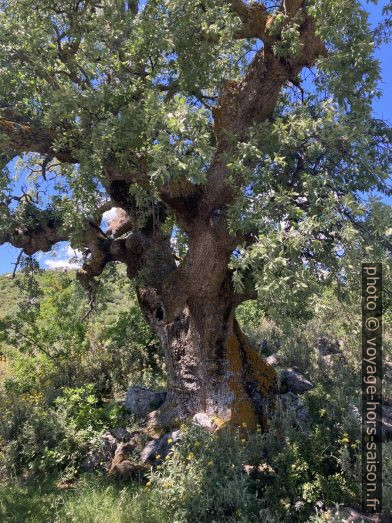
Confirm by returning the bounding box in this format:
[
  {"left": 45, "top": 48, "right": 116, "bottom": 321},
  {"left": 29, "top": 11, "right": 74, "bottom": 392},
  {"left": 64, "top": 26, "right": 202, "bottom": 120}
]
[
  {"left": 128, "top": 1, "right": 139, "bottom": 15},
  {"left": 12, "top": 250, "right": 24, "bottom": 279}
]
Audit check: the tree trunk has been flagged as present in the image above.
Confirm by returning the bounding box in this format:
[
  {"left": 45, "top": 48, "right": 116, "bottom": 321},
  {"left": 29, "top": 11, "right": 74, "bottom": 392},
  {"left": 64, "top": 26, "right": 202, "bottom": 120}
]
[{"left": 137, "top": 278, "right": 277, "bottom": 432}]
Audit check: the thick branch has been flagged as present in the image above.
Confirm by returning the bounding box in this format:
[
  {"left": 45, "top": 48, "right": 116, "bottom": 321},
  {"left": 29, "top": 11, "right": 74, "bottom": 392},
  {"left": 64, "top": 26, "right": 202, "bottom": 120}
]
[
  {"left": 202, "top": 0, "right": 326, "bottom": 215},
  {"left": 217, "top": 7, "right": 326, "bottom": 144},
  {"left": 147, "top": 1, "right": 327, "bottom": 228},
  {"left": 160, "top": 179, "right": 203, "bottom": 228},
  {"left": 0, "top": 113, "right": 77, "bottom": 164},
  {"left": 0, "top": 119, "right": 52, "bottom": 156},
  {"left": 0, "top": 208, "right": 67, "bottom": 255},
  {"left": 227, "top": 0, "right": 273, "bottom": 40},
  {"left": 77, "top": 226, "right": 114, "bottom": 289}
]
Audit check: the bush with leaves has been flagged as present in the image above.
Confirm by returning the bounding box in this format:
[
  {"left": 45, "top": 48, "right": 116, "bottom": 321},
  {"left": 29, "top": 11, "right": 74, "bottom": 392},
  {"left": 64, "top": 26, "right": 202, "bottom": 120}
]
[
  {"left": 0, "top": 263, "right": 165, "bottom": 395},
  {"left": 0, "top": 263, "right": 164, "bottom": 481},
  {"left": 0, "top": 382, "right": 127, "bottom": 481},
  {"left": 145, "top": 396, "right": 361, "bottom": 523}
]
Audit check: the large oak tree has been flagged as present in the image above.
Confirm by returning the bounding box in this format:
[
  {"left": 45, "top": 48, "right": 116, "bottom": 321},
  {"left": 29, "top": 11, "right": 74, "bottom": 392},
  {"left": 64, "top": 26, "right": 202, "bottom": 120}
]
[{"left": 0, "top": 0, "right": 391, "bottom": 429}]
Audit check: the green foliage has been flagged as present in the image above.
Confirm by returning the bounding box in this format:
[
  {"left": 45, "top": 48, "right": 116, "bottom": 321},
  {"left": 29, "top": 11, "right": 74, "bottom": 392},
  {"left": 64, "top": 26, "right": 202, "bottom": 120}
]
[
  {"left": 0, "top": 266, "right": 164, "bottom": 480},
  {"left": 143, "top": 404, "right": 359, "bottom": 522},
  {"left": 236, "top": 300, "right": 265, "bottom": 332},
  {"left": 0, "top": 267, "right": 391, "bottom": 519},
  {"left": 0, "top": 274, "right": 21, "bottom": 320},
  {"left": 1, "top": 417, "right": 358, "bottom": 522},
  {"left": 54, "top": 385, "right": 125, "bottom": 433},
  {"left": 229, "top": 103, "right": 391, "bottom": 320},
  {"left": 1, "top": 0, "right": 390, "bottom": 279},
  {"left": 147, "top": 425, "right": 261, "bottom": 522},
  {"left": 0, "top": 382, "right": 126, "bottom": 480},
  {"left": 309, "top": 0, "right": 381, "bottom": 114},
  {"left": 0, "top": 474, "right": 172, "bottom": 523},
  {"left": 0, "top": 263, "right": 164, "bottom": 395},
  {"left": 55, "top": 477, "right": 147, "bottom": 523},
  {"left": 0, "top": 480, "right": 63, "bottom": 523}
]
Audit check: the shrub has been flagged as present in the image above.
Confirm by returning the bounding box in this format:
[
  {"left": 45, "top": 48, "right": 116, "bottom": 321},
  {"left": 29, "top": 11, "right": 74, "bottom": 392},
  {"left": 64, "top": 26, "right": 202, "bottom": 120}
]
[
  {"left": 144, "top": 402, "right": 360, "bottom": 523},
  {"left": 0, "top": 384, "right": 126, "bottom": 481}
]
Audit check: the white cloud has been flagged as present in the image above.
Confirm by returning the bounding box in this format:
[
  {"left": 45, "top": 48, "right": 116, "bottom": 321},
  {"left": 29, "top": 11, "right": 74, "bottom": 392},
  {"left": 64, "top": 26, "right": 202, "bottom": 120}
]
[
  {"left": 43, "top": 243, "right": 83, "bottom": 270},
  {"left": 44, "top": 258, "right": 81, "bottom": 270},
  {"left": 66, "top": 245, "right": 83, "bottom": 258}
]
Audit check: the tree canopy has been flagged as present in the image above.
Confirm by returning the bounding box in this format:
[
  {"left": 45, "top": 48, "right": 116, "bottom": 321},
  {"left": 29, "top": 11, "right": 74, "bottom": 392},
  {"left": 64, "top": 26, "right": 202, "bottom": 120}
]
[{"left": 0, "top": 0, "right": 391, "bottom": 318}]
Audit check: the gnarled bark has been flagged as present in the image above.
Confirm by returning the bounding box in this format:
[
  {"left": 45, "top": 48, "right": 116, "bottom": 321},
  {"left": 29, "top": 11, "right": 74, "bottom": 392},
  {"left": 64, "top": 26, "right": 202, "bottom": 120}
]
[{"left": 137, "top": 275, "right": 277, "bottom": 432}]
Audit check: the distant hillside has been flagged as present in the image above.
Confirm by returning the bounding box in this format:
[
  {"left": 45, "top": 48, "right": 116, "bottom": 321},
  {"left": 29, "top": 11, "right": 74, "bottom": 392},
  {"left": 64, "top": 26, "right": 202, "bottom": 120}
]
[
  {"left": 0, "top": 270, "right": 76, "bottom": 319},
  {"left": 0, "top": 266, "right": 135, "bottom": 321},
  {"left": 0, "top": 273, "right": 23, "bottom": 319}
]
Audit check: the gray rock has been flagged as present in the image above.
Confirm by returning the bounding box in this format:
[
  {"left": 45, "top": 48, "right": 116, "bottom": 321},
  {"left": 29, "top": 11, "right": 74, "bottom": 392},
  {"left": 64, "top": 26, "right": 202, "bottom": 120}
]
[
  {"left": 385, "top": 361, "right": 392, "bottom": 381},
  {"left": 265, "top": 353, "right": 279, "bottom": 367},
  {"left": 192, "top": 412, "right": 215, "bottom": 432},
  {"left": 140, "top": 430, "right": 181, "bottom": 464},
  {"left": 324, "top": 506, "right": 376, "bottom": 522},
  {"left": 124, "top": 386, "right": 166, "bottom": 417},
  {"left": 279, "top": 392, "right": 309, "bottom": 425},
  {"left": 279, "top": 368, "right": 314, "bottom": 394},
  {"left": 83, "top": 432, "right": 118, "bottom": 472},
  {"left": 110, "top": 427, "right": 132, "bottom": 442}
]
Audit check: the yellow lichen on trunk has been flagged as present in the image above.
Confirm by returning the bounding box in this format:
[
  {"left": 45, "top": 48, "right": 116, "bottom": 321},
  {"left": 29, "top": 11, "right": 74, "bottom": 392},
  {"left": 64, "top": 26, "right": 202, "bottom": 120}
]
[
  {"left": 226, "top": 334, "right": 259, "bottom": 429},
  {"left": 225, "top": 321, "right": 277, "bottom": 430}
]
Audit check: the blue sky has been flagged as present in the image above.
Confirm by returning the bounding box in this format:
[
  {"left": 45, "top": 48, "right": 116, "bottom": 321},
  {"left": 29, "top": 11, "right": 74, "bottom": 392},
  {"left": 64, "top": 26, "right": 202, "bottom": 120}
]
[{"left": 0, "top": 1, "right": 391, "bottom": 274}]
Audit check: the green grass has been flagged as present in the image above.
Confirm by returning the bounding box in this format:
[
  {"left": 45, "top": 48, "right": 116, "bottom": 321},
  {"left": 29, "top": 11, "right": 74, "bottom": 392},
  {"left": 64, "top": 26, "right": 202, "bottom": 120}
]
[
  {"left": 0, "top": 475, "right": 163, "bottom": 523},
  {"left": 0, "top": 479, "right": 60, "bottom": 522}
]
